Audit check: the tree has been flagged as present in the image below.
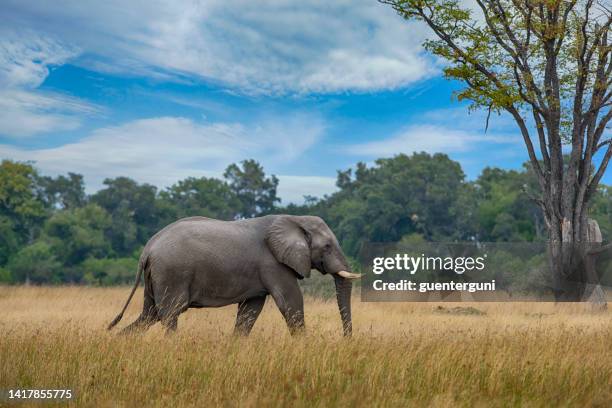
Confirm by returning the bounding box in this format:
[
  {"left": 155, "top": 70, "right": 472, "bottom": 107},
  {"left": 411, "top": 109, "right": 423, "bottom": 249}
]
[
  {"left": 475, "top": 166, "right": 545, "bottom": 241},
  {"left": 324, "top": 153, "right": 473, "bottom": 257},
  {"left": 38, "top": 172, "right": 86, "bottom": 210},
  {"left": 0, "top": 216, "right": 19, "bottom": 266},
  {"left": 91, "top": 177, "right": 158, "bottom": 256},
  {"left": 159, "top": 176, "right": 238, "bottom": 221},
  {"left": 0, "top": 160, "right": 47, "bottom": 246},
  {"left": 44, "top": 203, "right": 112, "bottom": 267},
  {"left": 7, "top": 241, "right": 61, "bottom": 284},
  {"left": 383, "top": 0, "right": 612, "bottom": 300},
  {"left": 590, "top": 184, "right": 612, "bottom": 238},
  {"left": 81, "top": 256, "right": 139, "bottom": 285},
  {"left": 224, "top": 160, "right": 280, "bottom": 218}
]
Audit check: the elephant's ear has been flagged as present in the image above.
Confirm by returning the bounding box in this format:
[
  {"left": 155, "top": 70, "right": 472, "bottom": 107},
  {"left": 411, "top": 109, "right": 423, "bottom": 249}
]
[{"left": 265, "top": 216, "right": 311, "bottom": 279}]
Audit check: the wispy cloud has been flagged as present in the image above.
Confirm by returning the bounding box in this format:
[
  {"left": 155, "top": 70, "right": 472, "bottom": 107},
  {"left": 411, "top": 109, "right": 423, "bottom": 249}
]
[
  {"left": 345, "top": 124, "right": 520, "bottom": 157},
  {"left": 2, "top": 0, "right": 435, "bottom": 94},
  {"left": 276, "top": 175, "right": 337, "bottom": 204},
  {"left": 0, "top": 114, "right": 327, "bottom": 201},
  {"left": 0, "top": 32, "right": 77, "bottom": 88},
  {"left": 0, "top": 32, "right": 101, "bottom": 137}
]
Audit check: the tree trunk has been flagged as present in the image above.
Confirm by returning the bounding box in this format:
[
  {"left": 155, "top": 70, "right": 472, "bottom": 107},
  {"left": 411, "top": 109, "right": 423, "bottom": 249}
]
[
  {"left": 583, "top": 219, "right": 607, "bottom": 311},
  {"left": 550, "top": 216, "right": 607, "bottom": 309}
]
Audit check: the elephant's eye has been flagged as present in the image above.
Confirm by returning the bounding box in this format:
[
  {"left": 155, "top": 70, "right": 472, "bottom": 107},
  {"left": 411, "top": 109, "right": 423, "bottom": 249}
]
[{"left": 324, "top": 243, "right": 332, "bottom": 251}]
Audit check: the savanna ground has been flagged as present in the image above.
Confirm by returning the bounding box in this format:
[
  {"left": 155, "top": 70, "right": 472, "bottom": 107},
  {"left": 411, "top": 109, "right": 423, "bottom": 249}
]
[{"left": 0, "top": 285, "right": 611, "bottom": 407}]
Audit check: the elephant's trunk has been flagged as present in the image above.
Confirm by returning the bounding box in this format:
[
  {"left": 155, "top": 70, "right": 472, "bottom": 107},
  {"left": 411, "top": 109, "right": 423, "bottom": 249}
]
[{"left": 334, "top": 274, "right": 353, "bottom": 336}]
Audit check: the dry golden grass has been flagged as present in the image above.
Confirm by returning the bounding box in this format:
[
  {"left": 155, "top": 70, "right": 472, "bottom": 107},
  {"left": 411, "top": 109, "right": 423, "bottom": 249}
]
[{"left": 0, "top": 286, "right": 611, "bottom": 407}]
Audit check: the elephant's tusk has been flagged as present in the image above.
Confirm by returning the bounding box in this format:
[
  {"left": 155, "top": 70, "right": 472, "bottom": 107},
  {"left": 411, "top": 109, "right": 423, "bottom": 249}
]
[{"left": 337, "top": 270, "right": 362, "bottom": 280}]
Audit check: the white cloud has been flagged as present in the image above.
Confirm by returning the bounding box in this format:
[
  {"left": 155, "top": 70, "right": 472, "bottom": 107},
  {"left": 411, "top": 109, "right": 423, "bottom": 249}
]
[
  {"left": 0, "top": 115, "right": 327, "bottom": 202},
  {"left": 420, "top": 107, "right": 518, "bottom": 133},
  {"left": 0, "top": 89, "right": 102, "bottom": 137},
  {"left": 0, "top": 32, "right": 100, "bottom": 137},
  {"left": 345, "top": 124, "right": 520, "bottom": 156},
  {"left": 0, "top": 31, "right": 77, "bottom": 88},
  {"left": 3, "top": 0, "right": 434, "bottom": 94},
  {"left": 276, "top": 175, "right": 337, "bottom": 204}
]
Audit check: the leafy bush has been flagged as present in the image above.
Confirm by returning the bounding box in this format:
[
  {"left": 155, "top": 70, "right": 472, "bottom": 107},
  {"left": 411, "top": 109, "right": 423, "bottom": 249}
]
[
  {"left": 7, "top": 241, "right": 61, "bottom": 284},
  {"left": 0, "top": 267, "right": 12, "bottom": 283},
  {"left": 82, "top": 257, "right": 139, "bottom": 286}
]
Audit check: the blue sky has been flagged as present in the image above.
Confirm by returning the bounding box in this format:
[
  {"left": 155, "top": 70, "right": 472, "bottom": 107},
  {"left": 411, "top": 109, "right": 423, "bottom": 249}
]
[{"left": 1, "top": 0, "right": 609, "bottom": 203}]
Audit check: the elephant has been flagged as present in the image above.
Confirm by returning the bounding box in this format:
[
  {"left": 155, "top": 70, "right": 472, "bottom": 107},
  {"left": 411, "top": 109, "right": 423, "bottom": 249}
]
[{"left": 107, "top": 215, "right": 361, "bottom": 336}]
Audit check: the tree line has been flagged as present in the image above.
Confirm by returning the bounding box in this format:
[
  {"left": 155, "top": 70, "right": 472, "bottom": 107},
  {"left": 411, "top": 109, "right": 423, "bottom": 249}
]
[{"left": 0, "top": 153, "right": 609, "bottom": 285}]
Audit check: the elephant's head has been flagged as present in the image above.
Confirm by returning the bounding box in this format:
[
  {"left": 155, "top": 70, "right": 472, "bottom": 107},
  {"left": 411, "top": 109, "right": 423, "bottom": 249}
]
[{"left": 266, "top": 215, "right": 361, "bottom": 335}]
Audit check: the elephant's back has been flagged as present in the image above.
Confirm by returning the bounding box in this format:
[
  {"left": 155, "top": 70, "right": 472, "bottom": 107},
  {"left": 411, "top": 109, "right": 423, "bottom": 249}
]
[
  {"left": 144, "top": 216, "right": 215, "bottom": 250},
  {"left": 144, "top": 217, "right": 266, "bottom": 269}
]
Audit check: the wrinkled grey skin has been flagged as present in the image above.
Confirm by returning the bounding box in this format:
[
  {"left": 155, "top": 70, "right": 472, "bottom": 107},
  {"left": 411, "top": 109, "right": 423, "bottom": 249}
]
[{"left": 108, "top": 215, "right": 355, "bottom": 336}]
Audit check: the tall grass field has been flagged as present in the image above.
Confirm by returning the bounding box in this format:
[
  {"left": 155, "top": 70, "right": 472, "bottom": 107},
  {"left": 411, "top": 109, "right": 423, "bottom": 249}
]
[{"left": 1, "top": 285, "right": 611, "bottom": 407}]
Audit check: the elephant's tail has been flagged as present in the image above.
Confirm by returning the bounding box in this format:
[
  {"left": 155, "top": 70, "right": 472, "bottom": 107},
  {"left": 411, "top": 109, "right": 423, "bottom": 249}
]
[{"left": 107, "top": 256, "right": 146, "bottom": 330}]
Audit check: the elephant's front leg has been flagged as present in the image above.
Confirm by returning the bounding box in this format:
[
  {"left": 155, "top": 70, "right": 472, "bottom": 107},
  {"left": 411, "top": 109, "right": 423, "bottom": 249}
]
[
  {"left": 234, "top": 295, "right": 266, "bottom": 336},
  {"left": 269, "top": 278, "right": 305, "bottom": 335}
]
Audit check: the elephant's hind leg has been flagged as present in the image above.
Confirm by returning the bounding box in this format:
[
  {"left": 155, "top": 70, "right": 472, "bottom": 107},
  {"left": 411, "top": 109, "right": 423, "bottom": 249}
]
[
  {"left": 234, "top": 295, "right": 266, "bottom": 336},
  {"left": 119, "top": 291, "right": 158, "bottom": 335},
  {"left": 156, "top": 288, "right": 189, "bottom": 334}
]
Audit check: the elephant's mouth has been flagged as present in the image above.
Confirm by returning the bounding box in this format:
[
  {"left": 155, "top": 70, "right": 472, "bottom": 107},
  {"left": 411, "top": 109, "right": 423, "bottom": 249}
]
[{"left": 314, "top": 261, "right": 327, "bottom": 274}]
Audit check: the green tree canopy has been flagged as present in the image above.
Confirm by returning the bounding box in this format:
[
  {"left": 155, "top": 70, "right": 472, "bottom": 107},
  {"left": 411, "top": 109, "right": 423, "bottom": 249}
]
[
  {"left": 224, "top": 159, "right": 280, "bottom": 218},
  {"left": 159, "top": 176, "right": 238, "bottom": 221},
  {"left": 38, "top": 172, "right": 86, "bottom": 210},
  {"left": 7, "top": 241, "right": 61, "bottom": 284},
  {"left": 0, "top": 160, "right": 47, "bottom": 244},
  {"left": 324, "top": 153, "right": 474, "bottom": 256},
  {"left": 0, "top": 158, "right": 609, "bottom": 286},
  {"left": 44, "top": 203, "right": 112, "bottom": 266},
  {"left": 475, "top": 166, "right": 545, "bottom": 241},
  {"left": 91, "top": 177, "right": 158, "bottom": 256}
]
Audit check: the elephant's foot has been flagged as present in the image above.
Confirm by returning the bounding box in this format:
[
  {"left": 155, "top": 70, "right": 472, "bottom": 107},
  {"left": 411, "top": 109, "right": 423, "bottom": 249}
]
[
  {"left": 287, "top": 322, "right": 306, "bottom": 336},
  {"left": 118, "top": 315, "right": 156, "bottom": 335},
  {"left": 161, "top": 316, "right": 179, "bottom": 334}
]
